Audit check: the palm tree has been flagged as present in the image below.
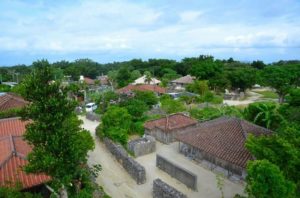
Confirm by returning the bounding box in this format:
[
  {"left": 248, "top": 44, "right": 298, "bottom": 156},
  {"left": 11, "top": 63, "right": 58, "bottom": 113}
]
[{"left": 144, "top": 71, "right": 152, "bottom": 84}]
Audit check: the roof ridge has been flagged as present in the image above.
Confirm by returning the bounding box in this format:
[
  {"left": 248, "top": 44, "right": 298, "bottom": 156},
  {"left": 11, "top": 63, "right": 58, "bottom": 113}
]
[
  {"left": 0, "top": 117, "right": 21, "bottom": 122},
  {"left": 236, "top": 118, "right": 248, "bottom": 140}
]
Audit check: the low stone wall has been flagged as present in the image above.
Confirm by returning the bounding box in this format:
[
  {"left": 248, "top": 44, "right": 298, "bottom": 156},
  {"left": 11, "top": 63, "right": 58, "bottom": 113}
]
[
  {"left": 156, "top": 154, "right": 197, "bottom": 190},
  {"left": 104, "top": 138, "right": 146, "bottom": 184},
  {"left": 128, "top": 135, "right": 156, "bottom": 157},
  {"left": 86, "top": 112, "right": 101, "bottom": 122},
  {"left": 153, "top": 178, "right": 187, "bottom": 198}
]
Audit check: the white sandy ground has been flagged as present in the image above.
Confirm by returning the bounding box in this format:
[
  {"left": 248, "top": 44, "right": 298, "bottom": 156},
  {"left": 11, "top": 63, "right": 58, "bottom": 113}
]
[
  {"left": 80, "top": 116, "right": 245, "bottom": 198},
  {"left": 223, "top": 91, "right": 263, "bottom": 106}
]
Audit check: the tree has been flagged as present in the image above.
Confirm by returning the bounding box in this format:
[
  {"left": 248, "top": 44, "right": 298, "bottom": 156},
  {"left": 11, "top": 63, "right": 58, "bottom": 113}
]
[
  {"left": 251, "top": 60, "right": 266, "bottom": 70},
  {"left": 189, "top": 55, "right": 223, "bottom": 80},
  {"left": 130, "top": 70, "right": 141, "bottom": 82},
  {"left": 246, "top": 160, "right": 295, "bottom": 198},
  {"left": 262, "top": 66, "right": 298, "bottom": 103},
  {"left": 244, "top": 102, "right": 283, "bottom": 130},
  {"left": 144, "top": 71, "right": 152, "bottom": 84},
  {"left": 227, "top": 67, "right": 256, "bottom": 92},
  {"left": 160, "top": 95, "right": 185, "bottom": 114},
  {"left": 116, "top": 67, "right": 131, "bottom": 87},
  {"left": 134, "top": 91, "right": 158, "bottom": 108},
  {"left": 21, "top": 60, "right": 95, "bottom": 197},
  {"left": 98, "top": 106, "right": 132, "bottom": 145},
  {"left": 288, "top": 88, "right": 300, "bottom": 106},
  {"left": 186, "top": 80, "right": 209, "bottom": 95},
  {"left": 246, "top": 134, "right": 300, "bottom": 189},
  {"left": 121, "top": 99, "right": 148, "bottom": 121}
]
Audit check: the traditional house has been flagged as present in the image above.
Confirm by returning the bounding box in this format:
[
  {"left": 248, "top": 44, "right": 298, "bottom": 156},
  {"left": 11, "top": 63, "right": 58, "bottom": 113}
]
[
  {"left": 176, "top": 117, "right": 272, "bottom": 178},
  {"left": 0, "top": 93, "right": 28, "bottom": 111},
  {"left": 97, "top": 75, "right": 109, "bottom": 85},
  {"left": 170, "top": 75, "right": 195, "bottom": 91},
  {"left": 144, "top": 113, "right": 198, "bottom": 144},
  {"left": 132, "top": 75, "right": 161, "bottom": 85},
  {"left": 117, "top": 84, "right": 166, "bottom": 96},
  {"left": 0, "top": 118, "right": 50, "bottom": 193}
]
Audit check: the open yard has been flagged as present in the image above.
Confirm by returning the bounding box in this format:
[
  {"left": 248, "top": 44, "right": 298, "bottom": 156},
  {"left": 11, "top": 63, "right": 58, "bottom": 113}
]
[{"left": 80, "top": 116, "right": 245, "bottom": 198}]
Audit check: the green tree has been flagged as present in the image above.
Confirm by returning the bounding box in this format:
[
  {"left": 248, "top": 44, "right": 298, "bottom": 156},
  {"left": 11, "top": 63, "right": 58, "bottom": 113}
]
[
  {"left": 189, "top": 55, "right": 223, "bottom": 80},
  {"left": 244, "top": 102, "right": 283, "bottom": 130},
  {"left": 288, "top": 88, "right": 300, "bottom": 106},
  {"left": 134, "top": 91, "right": 158, "bottom": 108},
  {"left": 227, "top": 67, "right": 256, "bottom": 92},
  {"left": 246, "top": 134, "right": 300, "bottom": 189},
  {"left": 121, "top": 99, "right": 148, "bottom": 121},
  {"left": 144, "top": 71, "right": 152, "bottom": 84},
  {"left": 98, "top": 106, "right": 132, "bottom": 145},
  {"left": 262, "top": 66, "right": 298, "bottom": 103},
  {"left": 246, "top": 160, "right": 295, "bottom": 198},
  {"left": 130, "top": 70, "right": 141, "bottom": 82},
  {"left": 0, "top": 186, "right": 42, "bottom": 198},
  {"left": 21, "top": 60, "right": 95, "bottom": 197},
  {"left": 251, "top": 60, "right": 266, "bottom": 70},
  {"left": 160, "top": 95, "right": 185, "bottom": 114},
  {"left": 186, "top": 80, "right": 209, "bottom": 95},
  {"left": 116, "top": 67, "right": 131, "bottom": 87}
]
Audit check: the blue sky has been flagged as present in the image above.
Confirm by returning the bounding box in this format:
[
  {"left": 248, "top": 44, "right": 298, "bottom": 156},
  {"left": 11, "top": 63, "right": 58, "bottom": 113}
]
[{"left": 0, "top": 0, "right": 300, "bottom": 65}]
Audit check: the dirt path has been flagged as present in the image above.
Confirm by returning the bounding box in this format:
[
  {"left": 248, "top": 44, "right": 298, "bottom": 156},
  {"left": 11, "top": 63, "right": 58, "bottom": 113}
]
[
  {"left": 80, "top": 116, "right": 245, "bottom": 198},
  {"left": 223, "top": 91, "right": 262, "bottom": 106}
]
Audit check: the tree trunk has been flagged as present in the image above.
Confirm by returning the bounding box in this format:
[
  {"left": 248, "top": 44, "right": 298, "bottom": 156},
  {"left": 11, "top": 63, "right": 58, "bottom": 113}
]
[
  {"left": 59, "top": 185, "right": 68, "bottom": 198},
  {"left": 278, "top": 94, "right": 285, "bottom": 103}
]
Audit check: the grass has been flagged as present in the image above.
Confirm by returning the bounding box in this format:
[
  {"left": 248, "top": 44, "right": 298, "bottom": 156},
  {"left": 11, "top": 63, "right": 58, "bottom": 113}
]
[{"left": 253, "top": 90, "right": 278, "bottom": 99}]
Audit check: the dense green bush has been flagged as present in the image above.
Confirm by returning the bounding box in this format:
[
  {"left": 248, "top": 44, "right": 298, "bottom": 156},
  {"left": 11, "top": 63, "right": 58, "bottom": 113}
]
[{"left": 0, "top": 108, "right": 22, "bottom": 119}]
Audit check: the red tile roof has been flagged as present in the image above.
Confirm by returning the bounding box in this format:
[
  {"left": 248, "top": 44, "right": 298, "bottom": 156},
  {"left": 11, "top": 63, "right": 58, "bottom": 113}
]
[
  {"left": 176, "top": 117, "right": 272, "bottom": 168},
  {"left": 0, "top": 93, "right": 28, "bottom": 111},
  {"left": 117, "top": 84, "right": 166, "bottom": 94},
  {"left": 84, "top": 77, "right": 95, "bottom": 85},
  {"left": 144, "top": 113, "right": 198, "bottom": 132},
  {"left": 0, "top": 118, "right": 50, "bottom": 189}
]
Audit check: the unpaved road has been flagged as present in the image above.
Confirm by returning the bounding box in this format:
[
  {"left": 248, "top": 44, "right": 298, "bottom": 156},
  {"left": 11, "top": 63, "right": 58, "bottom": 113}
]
[
  {"left": 80, "top": 116, "right": 245, "bottom": 198},
  {"left": 223, "top": 91, "right": 262, "bottom": 106}
]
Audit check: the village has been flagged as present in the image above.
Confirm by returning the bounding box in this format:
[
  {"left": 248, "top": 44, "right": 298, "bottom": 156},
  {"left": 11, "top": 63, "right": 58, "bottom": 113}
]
[{"left": 1, "top": 58, "right": 299, "bottom": 198}]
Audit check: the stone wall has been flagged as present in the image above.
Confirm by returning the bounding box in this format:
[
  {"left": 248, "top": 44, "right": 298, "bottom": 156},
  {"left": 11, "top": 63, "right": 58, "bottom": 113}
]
[
  {"left": 104, "top": 138, "right": 146, "bottom": 184},
  {"left": 179, "top": 142, "right": 245, "bottom": 179},
  {"left": 156, "top": 155, "right": 197, "bottom": 190},
  {"left": 128, "top": 135, "right": 156, "bottom": 157},
  {"left": 153, "top": 178, "right": 187, "bottom": 198},
  {"left": 146, "top": 124, "right": 197, "bottom": 144},
  {"left": 86, "top": 112, "right": 101, "bottom": 122}
]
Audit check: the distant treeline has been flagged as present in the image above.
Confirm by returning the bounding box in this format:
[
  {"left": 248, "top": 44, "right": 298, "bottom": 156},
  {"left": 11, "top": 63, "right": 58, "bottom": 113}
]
[{"left": 1, "top": 55, "right": 299, "bottom": 82}]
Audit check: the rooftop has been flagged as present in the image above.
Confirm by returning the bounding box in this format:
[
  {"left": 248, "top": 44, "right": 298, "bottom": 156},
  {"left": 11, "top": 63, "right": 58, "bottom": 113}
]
[
  {"left": 0, "top": 118, "right": 50, "bottom": 189},
  {"left": 176, "top": 117, "right": 272, "bottom": 168},
  {"left": 171, "top": 75, "right": 195, "bottom": 84},
  {"left": 0, "top": 93, "right": 28, "bottom": 111},
  {"left": 144, "top": 113, "right": 198, "bottom": 132}
]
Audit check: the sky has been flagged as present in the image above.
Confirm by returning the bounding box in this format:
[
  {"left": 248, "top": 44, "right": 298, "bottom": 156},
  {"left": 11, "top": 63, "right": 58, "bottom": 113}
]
[{"left": 0, "top": 0, "right": 300, "bottom": 65}]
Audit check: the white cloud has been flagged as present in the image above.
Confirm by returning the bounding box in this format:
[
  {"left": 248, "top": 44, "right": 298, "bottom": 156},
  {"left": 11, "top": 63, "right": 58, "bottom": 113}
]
[{"left": 0, "top": 0, "right": 300, "bottom": 62}]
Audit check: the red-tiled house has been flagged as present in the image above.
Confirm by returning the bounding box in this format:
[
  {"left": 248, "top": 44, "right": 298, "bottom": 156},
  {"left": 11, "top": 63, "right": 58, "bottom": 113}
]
[
  {"left": 144, "top": 113, "right": 198, "bottom": 144},
  {"left": 176, "top": 117, "right": 272, "bottom": 178},
  {"left": 0, "top": 93, "right": 28, "bottom": 111},
  {"left": 0, "top": 118, "right": 50, "bottom": 190},
  {"left": 117, "top": 84, "right": 166, "bottom": 95},
  {"left": 84, "top": 77, "right": 95, "bottom": 85}
]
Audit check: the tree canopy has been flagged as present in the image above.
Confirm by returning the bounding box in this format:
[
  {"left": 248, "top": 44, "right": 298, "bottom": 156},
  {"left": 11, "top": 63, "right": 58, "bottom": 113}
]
[{"left": 21, "top": 60, "right": 95, "bottom": 197}]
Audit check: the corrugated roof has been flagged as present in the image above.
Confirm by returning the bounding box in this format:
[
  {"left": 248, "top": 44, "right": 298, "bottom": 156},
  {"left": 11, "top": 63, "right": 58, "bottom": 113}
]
[
  {"left": 144, "top": 113, "right": 198, "bottom": 132},
  {"left": 176, "top": 117, "right": 272, "bottom": 168},
  {"left": 0, "top": 118, "right": 50, "bottom": 189},
  {"left": 0, "top": 93, "right": 28, "bottom": 111}
]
